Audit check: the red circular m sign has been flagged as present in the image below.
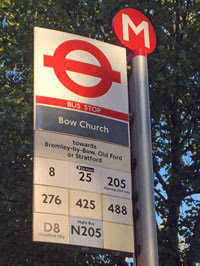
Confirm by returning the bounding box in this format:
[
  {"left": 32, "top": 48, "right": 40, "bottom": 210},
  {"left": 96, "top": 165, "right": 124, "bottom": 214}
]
[
  {"left": 113, "top": 8, "right": 156, "bottom": 56},
  {"left": 44, "top": 40, "right": 121, "bottom": 98}
]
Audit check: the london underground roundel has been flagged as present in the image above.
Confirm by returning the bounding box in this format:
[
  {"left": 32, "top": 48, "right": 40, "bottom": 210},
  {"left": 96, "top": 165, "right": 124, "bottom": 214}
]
[
  {"left": 112, "top": 8, "right": 156, "bottom": 56},
  {"left": 44, "top": 40, "right": 121, "bottom": 98}
]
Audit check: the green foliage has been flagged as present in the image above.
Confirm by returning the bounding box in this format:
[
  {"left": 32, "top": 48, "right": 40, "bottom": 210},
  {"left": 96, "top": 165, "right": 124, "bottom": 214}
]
[
  {"left": 0, "top": 0, "right": 199, "bottom": 265},
  {"left": 148, "top": 0, "right": 200, "bottom": 265}
]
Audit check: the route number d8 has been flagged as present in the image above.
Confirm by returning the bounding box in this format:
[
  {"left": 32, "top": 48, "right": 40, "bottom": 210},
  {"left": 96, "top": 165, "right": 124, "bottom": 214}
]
[{"left": 44, "top": 222, "right": 60, "bottom": 233}]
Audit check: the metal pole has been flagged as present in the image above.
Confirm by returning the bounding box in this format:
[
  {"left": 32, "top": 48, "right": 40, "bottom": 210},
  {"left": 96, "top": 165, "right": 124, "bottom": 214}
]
[{"left": 129, "top": 55, "right": 159, "bottom": 266}]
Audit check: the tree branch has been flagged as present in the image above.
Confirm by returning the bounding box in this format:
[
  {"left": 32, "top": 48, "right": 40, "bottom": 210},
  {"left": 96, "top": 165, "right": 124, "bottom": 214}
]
[
  {"left": 153, "top": 157, "right": 169, "bottom": 193},
  {"left": 155, "top": 188, "right": 167, "bottom": 202}
]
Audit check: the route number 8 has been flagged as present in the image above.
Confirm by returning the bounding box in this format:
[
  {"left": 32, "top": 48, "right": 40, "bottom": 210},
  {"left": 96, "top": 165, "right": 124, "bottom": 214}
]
[{"left": 49, "top": 167, "right": 55, "bottom": 176}]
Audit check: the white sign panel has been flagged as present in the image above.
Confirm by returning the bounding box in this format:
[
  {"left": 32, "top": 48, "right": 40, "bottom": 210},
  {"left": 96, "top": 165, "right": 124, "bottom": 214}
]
[
  {"left": 69, "top": 162, "right": 101, "bottom": 193},
  {"left": 102, "top": 168, "right": 132, "bottom": 199},
  {"left": 102, "top": 195, "right": 133, "bottom": 225},
  {"left": 33, "top": 213, "right": 69, "bottom": 244},
  {"left": 34, "top": 27, "right": 130, "bottom": 146},
  {"left": 34, "top": 130, "right": 131, "bottom": 172},
  {"left": 34, "top": 185, "right": 69, "bottom": 215},
  {"left": 34, "top": 27, "right": 128, "bottom": 115},
  {"left": 69, "top": 190, "right": 102, "bottom": 220},
  {"left": 103, "top": 222, "right": 134, "bottom": 253},
  {"left": 70, "top": 217, "right": 103, "bottom": 248},
  {"left": 33, "top": 27, "right": 134, "bottom": 255},
  {"left": 34, "top": 157, "right": 69, "bottom": 188}
]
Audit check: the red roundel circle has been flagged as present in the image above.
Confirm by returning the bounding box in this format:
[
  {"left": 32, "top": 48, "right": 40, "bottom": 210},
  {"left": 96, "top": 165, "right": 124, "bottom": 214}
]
[
  {"left": 112, "top": 8, "right": 156, "bottom": 56},
  {"left": 44, "top": 40, "right": 121, "bottom": 98}
]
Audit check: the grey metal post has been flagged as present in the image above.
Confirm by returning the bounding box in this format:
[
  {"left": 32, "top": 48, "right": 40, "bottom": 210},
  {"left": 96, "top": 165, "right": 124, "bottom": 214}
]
[{"left": 129, "top": 55, "right": 159, "bottom": 266}]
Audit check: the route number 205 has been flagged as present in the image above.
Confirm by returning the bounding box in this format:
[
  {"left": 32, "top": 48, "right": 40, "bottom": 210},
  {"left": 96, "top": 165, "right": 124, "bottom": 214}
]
[{"left": 107, "top": 177, "right": 126, "bottom": 188}]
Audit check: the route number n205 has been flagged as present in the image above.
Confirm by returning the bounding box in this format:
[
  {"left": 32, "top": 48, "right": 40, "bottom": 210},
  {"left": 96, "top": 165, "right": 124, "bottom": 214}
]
[{"left": 71, "top": 225, "right": 101, "bottom": 238}]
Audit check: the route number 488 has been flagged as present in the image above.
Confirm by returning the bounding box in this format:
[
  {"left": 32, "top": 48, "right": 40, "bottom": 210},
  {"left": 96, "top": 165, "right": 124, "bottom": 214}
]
[{"left": 108, "top": 204, "right": 127, "bottom": 215}]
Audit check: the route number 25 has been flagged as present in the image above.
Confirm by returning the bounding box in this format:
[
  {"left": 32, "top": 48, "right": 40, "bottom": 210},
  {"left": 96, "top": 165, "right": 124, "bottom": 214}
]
[{"left": 79, "top": 172, "right": 92, "bottom": 182}]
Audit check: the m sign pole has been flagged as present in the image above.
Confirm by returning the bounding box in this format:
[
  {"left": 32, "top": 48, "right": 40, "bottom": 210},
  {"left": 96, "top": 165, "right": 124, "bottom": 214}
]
[{"left": 113, "top": 9, "right": 159, "bottom": 266}]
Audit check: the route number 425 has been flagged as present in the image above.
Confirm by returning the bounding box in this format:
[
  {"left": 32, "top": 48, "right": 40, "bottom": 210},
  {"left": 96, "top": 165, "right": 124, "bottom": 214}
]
[{"left": 76, "top": 199, "right": 95, "bottom": 209}]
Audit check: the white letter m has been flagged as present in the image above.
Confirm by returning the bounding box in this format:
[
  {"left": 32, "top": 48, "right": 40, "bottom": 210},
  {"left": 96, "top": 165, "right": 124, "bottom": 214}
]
[{"left": 122, "top": 14, "right": 150, "bottom": 48}]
